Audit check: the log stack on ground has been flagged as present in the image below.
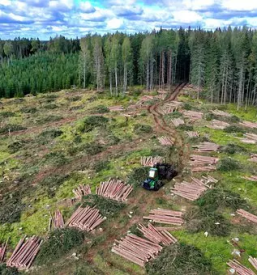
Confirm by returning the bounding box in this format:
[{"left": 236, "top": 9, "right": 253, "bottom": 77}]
[
  {"left": 171, "top": 177, "right": 209, "bottom": 201},
  {"left": 236, "top": 209, "right": 257, "bottom": 224},
  {"left": 202, "top": 175, "right": 218, "bottom": 185},
  {"left": 183, "top": 110, "right": 203, "bottom": 121},
  {"left": 96, "top": 179, "right": 133, "bottom": 202},
  {"left": 138, "top": 223, "right": 177, "bottom": 246},
  {"left": 243, "top": 176, "right": 257, "bottom": 182},
  {"left": 53, "top": 210, "right": 65, "bottom": 229},
  {"left": 249, "top": 257, "right": 257, "bottom": 271},
  {"left": 208, "top": 120, "right": 230, "bottom": 130},
  {"left": 193, "top": 142, "right": 220, "bottom": 152},
  {"left": 227, "top": 260, "right": 255, "bottom": 275},
  {"left": 109, "top": 105, "right": 125, "bottom": 112},
  {"left": 143, "top": 209, "right": 184, "bottom": 226},
  {"left": 158, "top": 136, "right": 174, "bottom": 146},
  {"left": 0, "top": 239, "right": 8, "bottom": 262},
  {"left": 160, "top": 101, "right": 182, "bottom": 114},
  {"left": 66, "top": 206, "right": 105, "bottom": 231},
  {"left": 249, "top": 154, "right": 257, "bottom": 163},
  {"left": 73, "top": 185, "right": 91, "bottom": 200},
  {"left": 141, "top": 156, "right": 164, "bottom": 167},
  {"left": 7, "top": 236, "right": 42, "bottom": 270},
  {"left": 112, "top": 233, "right": 162, "bottom": 267},
  {"left": 186, "top": 131, "right": 199, "bottom": 138},
  {"left": 189, "top": 154, "right": 219, "bottom": 172},
  {"left": 240, "top": 121, "right": 257, "bottom": 129},
  {"left": 211, "top": 110, "right": 232, "bottom": 117},
  {"left": 171, "top": 118, "right": 184, "bottom": 127}
]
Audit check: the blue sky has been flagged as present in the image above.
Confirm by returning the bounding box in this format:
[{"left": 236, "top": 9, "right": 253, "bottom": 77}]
[{"left": 0, "top": 0, "right": 257, "bottom": 39}]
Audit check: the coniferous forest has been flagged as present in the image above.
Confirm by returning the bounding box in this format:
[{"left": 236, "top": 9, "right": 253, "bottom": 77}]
[{"left": 1, "top": 27, "right": 257, "bottom": 109}]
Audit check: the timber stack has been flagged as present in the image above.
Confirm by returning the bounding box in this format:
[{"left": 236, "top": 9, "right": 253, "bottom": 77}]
[
  {"left": 211, "top": 110, "right": 232, "bottom": 117},
  {"left": 158, "top": 136, "right": 174, "bottom": 146},
  {"left": 186, "top": 131, "right": 199, "bottom": 138},
  {"left": 141, "top": 156, "right": 164, "bottom": 167},
  {"left": 189, "top": 154, "right": 219, "bottom": 172},
  {"left": 96, "top": 179, "right": 133, "bottom": 202},
  {"left": 227, "top": 260, "right": 255, "bottom": 275},
  {"left": 240, "top": 121, "right": 257, "bottom": 129},
  {"left": 193, "top": 142, "right": 220, "bottom": 152},
  {"left": 236, "top": 209, "right": 257, "bottom": 224},
  {"left": 0, "top": 239, "right": 8, "bottom": 262},
  {"left": 109, "top": 105, "right": 125, "bottom": 112},
  {"left": 138, "top": 223, "right": 177, "bottom": 246},
  {"left": 243, "top": 176, "right": 257, "bottom": 182},
  {"left": 171, "top": 118, "right": 184, "bottom": 127},
  {"left": 208, "top": 119, "right": 230, "bottom": 130},
  {"left": 249, "top": 257, "right": 257, "bottom": 271},
  {"left": 143, "top": 209, "right": 184, "bottom": 226},
  {"left": 183, "top": 110, "right": 203, "bottom": 121},
  {"left": 112, "top": 233, "right": 162, "bottom": 267},
  {"left": 7, "top": 236, "right": 42, "bottom": 270},
  {"left": 73, "top": 184, "right": 91, "bottom": 200},
  {"left": 160, "top": 101, "right": 182, "bottom": 114},
  {"left": 53, "top": 210, "right": 65, "bottom": 229},
  {"left": 171, "top": 177, "right": 209, "bottom": 201},
  {"left": 66, "top": 206, "right": 105, "bottom": 231},
  {"left": 249, "top": 154, "right": 257, "bottom": 163}
]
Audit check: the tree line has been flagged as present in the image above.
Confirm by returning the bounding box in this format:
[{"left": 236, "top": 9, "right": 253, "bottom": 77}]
[{"left": 1, "top": 27, "right": 257, "bottom": 109}]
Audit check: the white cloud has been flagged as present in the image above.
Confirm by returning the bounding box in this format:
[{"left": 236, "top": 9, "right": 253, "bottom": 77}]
[
  {"left": 221, "top": 0, "right": 257, "bottom": 11},
  {"left": 173, "top": 10, "right": 202, "bottom": 23},
  {"left": 79, "top": 1, "right": 95, "bottom": 13},
  {"left": 183, "top": 0, "right": 216, "bottom": 10},
  {"left": 0, "top": 0, "right": 11, "bottom": 6},
  {"left": 107, "top": 18, "right": 124, "bottom": 29}
]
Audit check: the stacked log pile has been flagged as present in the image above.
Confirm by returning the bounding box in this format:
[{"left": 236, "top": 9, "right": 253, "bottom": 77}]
[
  {"left": 193, "top": 142, "right": 220, "bottom": 152},
  {"left": 240, "top": 121, "right": 257, "bottom": 129},
  {"left": 202, "top": 175, "right": 218, "bottom": 185},
  {"left": 73, "top": 185, "right": 91, "bottom": 200},
  {"left": 236, "top": 209, "right": 257, "bottom": 224},
  {"left": 140, "top": 95, "right": 155, "bottom": 102},
  {"left": 171, "top": 178, "right": 209, "bottom": 201},
  {"left": 138, "top": 223, "right": 177, "bottom": 246},
  {"left": 183, "top": 110, "right": 203, "bottom": 121},
  {"left": 66, "top": 206, "right": 105, "bottom": 231},
  {"left": 7, "top": 236, "right": 42, "bottom": 270},
  {"left": 109, "top": 106, "right": 125, "bottom": 112},
  {"left": 208, "top": 120, "right": 230, "bottom": 130},
  {"left": 243, "top": 176, "right": 257, "bottom": 182},
  {"left": 249, "top": 257, "right": 257, "bottom": 271},
  {"left": 227, "top": 260, "right": 255, "bottom": 275},
  {"left": 249, "top": 154, "right": 257, "bottom": 163},
  {"left": 52, "top": 210, "right": 65, "bottom": 229},
  {"left": 189, "top": 154, "right": 219, "bottom": 172},
  {"left": 186, "top": 131, "right": 199, "bottom": 138},
  {"left": 112, "top": 233, "right": 162, "bottom": 267},
  {"left": 0, "top": 239, "right": 8, "bottom": 262},
  {"left": 171, "top": 118, "right": 184, "bottom": 127},
  {"left": 141, "top": 156, "right": 164, "bottom": 167},
  {"left": 158, "top": 136, "right": 174, "bottom": 146},
  {"left": 211, "top": 110, "right": 232, "bottom": 117},
  {"left": 240, "top": 138, "right": 256, "bottom": 144},
  {"left": 240, "top": 133, "right": 257, "bottom": 144},
  {"left": 96, "top": 179, "right": 133, "bottom": 202},
  {"left": 143, "top": 209, "right": 184, "bottom": 226},
  {"left": 160, "top": 102, "right": 182, "bottom": 114}
]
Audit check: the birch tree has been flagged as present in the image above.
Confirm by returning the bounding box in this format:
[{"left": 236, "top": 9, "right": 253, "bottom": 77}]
[
  {"left": 122, "top": 37, "right": 132, "bottom": 94},
  {"left": 79, "top": 37, "right": 91, "bottom": 89},
  {"left": 92, "top": 36, "right": 104, "bottom": 92}
]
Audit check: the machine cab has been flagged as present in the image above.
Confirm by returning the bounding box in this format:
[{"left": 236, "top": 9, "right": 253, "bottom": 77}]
[{"left": 149, "top": 168, "right": 158, "bottom": 179}]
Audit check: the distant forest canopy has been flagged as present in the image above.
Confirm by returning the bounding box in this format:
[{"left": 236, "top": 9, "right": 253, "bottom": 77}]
[{"left": 1, "top": 27, "right": 257, "bottom": 108}]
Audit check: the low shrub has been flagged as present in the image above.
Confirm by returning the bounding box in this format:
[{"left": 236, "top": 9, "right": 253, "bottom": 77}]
[
  {"left": 36, "top": 129, "right": 63, "bottom": 145},
  {"left": 220, "top": 144, "right": 247, "bottom": 155},
  {"left": 36, "top": 228, "right": 84, "bottom": 265},
  {"left": 82, "top": 194, "right": 125, "bottom": 218},
  {"left": 39, "top": 174, "right": 68, "bottom": 197},
  {"left": 183, "top": 103, "right": 193, "bottom": 110},
  {"left": 77, "top": 116, "right": 109, "bottom": 133},
  {"left": 0, "top": 111, "right": 15, "bottom": 118},
  {"left": 43, "top": 151, "right": 69, "bottom": 167},
  {"left": 19, "top": 106, "right": 37, "bottom": 113},
  {"left": 0, "top": 264, "right": 19, "bottom": 275},
  {"left": 196, "top": 189, "right": 247, "bottom": 212},
  {"left": 83, "top": 142, "right": 104, "bottom": 155},
  {"left": 217, "top": 158, "right": 240, "bottom": 171},
  {"left": 93, "top": 160, "right": 110, "bottom": 172},
  {"left": 146, "top": 243, "right": 215, "bottom": 275},
  {"left": 128, "top": 167, "right": 149, "bottom": 187},
  {"left": 129, "top": 224, "right": 144, "bottom": 238},
  {"left": 205, "top": 113, "right": 215, "bottom": 121},
  {"left": 224, "top": 125, "right": 245, "bottom": 133},
  {"left": 90, "top": 105, "right": 110, "bottom": 114},
  {"left": 69, "top": 105, "right": 84, "bottom": 111},
  {"left": 43, "top": 103, "right": 58, "bottom": 110},
  {"left": 165, "top": 111, "right": 183, "bottom": 119},
  {"left": 8, "top": 140, "right": 25, "bottom": 153},
  {"left": 66, "top": 96, "right": 82, "bottom": 102},
  {"left": 134, "top": 124, "right": 153, "bottom": 134},
  {"left": 229, "top": 115, "right": 240, "bottom": 123},
  {"left": 0, "top": 124, "right": 26, "bottom": 134},
  {"left": 177, "top": 124, "right": 193, "bottom": 131},
  {"left": 36, "top": 115, "right": 63, "bottom": 125}
]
